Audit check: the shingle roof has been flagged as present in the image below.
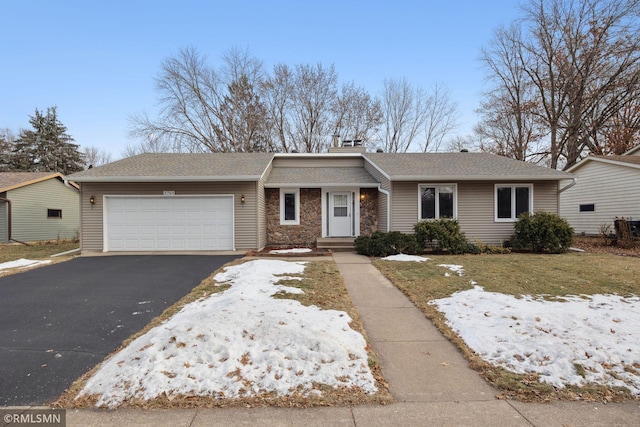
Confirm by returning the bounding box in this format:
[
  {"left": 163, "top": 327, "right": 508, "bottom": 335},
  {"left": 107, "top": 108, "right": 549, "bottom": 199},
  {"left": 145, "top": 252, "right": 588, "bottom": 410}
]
[
  {"left": 592, "top": 155, "right": 640, "bottom": 166},
  {"left": 265, "top": 167, "right": 379, "bottom": 187},
  {"left": 567, "top": 154, "right": 640, "bottom": 172},
  {"left": 69, "top": 153, "right": 276, "bottom": 182},
  {"left": 364, "top": 152, "right": 572, "bottom": 180},
  {"left": 68, "top": 151, "right": 572, "bottom": 183},
  {"left": 0, "top": 172, "right": 71, "bottom": 192}
]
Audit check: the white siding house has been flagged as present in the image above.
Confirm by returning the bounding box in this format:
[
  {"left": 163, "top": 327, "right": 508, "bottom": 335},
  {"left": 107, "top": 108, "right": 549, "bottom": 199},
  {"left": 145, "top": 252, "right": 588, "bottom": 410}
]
[{"left": 560, "top": 146, "right": 640, "bottom": 235}]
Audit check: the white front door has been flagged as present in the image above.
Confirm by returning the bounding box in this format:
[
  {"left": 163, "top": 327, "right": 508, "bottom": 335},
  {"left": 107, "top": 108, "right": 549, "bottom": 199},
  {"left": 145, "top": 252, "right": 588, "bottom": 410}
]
[{"left": 329, "top": 192, "right": 352, "bottom": 237}]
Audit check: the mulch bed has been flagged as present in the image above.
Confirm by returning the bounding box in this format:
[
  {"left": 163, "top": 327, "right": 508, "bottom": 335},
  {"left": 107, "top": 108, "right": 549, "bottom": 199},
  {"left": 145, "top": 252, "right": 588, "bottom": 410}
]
[
  {"left": 246, "top": 247, "right": 332, "bottom": 257},
  {"left": 572, "top": 236, "right": 640, "bottom": 257}
]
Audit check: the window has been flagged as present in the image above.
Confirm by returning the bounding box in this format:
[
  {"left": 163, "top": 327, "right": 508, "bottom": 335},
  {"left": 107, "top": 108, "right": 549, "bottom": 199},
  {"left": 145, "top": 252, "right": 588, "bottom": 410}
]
[
  {"left": 579, "top": 204, "right": 595, "bottom": 212},
  {"left": 280, "top": 189, "right": 300, "bottom": 225},
  {"left": 419, "top": 184, "right": 456, "bottom": 220},
  {"left": 47, "top": 209, "right": 62, "bottom": 219},
  {"left": 495, "top": 184, "right": 532, "bottom": 221}
]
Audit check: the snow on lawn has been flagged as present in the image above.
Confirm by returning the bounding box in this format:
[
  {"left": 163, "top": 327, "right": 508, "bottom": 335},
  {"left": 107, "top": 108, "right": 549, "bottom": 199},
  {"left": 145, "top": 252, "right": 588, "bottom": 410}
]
[
  {"left": 78, "top": 259, "right": 377, "bottom": 408},
  {"left": 269, "top": 248, "right": 313, "bottom": 254},
  {"left": 438, "top": 264, "right": 464, "bottom": 276},
  {"left": 0, "top": 258, "right": 51, "bottom": 271},
  {"left": 381, "top": 254, "right": 429, "bottom": 262},
  {"left": 431, "top": 285, "right": 640, "bottom": 394}
]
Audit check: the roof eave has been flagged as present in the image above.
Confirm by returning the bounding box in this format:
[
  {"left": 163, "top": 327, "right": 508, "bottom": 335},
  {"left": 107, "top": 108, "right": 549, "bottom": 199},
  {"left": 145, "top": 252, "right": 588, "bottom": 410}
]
[
  {"left": 0, "top": 172, "right": 67, "bottom": 192},
  {"left": 264, "top": 182, "right": 380, "bottom": 188},
  {"left": 72, "top": 176, "right": 263, "bottom": 183},
  {"left": 389, "top": 175, "right": 572, "bottom": 181},
  {"left": 567, "top": 156, "right": 640, "bottom": 172}
]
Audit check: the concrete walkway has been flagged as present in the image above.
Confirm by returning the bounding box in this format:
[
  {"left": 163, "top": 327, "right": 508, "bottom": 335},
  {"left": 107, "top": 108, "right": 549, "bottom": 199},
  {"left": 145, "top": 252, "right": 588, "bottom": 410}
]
[{"left": 27, "top": 253, "right": 640, "bottom": 425}]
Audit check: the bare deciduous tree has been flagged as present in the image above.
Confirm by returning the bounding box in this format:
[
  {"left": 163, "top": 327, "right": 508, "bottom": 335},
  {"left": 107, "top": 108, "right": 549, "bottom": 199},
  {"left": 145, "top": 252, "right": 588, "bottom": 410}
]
[
  {"left": 477, "top": 24, "right": 547, "bottom": 162},
  {"left": 82, "top": 145, "right": 112, "bottom": 168},
  {"left": 527, "top": 0, "right": 640, "bottom": 168},
  {"left": 421, "top": 82, "right": 459, "bottom": 152},
  {"left": 129, "top": 46, "right": 267, "bottom": 153},
  {"left": 289, "top": 63, "right": 338, "bottom": 153},
  {"left": 379, "top": 78, "right": 429, "bottom": 153},
  {"left": 331, "top": 81, "right": 383, "bottom": 145},
  {"left": 262, "top": 63, "right": 294, "bottom": 152}
]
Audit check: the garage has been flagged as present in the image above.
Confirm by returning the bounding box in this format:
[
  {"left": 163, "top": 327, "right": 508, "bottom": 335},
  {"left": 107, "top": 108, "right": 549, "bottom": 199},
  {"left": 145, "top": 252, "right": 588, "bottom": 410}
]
[{"left": 105, "top": 196, "right": 234, "bottom": 251}]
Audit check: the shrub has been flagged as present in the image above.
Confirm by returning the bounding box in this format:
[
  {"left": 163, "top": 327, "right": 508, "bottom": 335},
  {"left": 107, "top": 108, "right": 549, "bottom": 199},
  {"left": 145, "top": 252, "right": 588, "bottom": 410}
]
[
  {"left": 510, "top": 212, "right": 573, "bottom": 253},
  {"left": 413, "top": 218, "right": 471, "bottom": 254},
  {"left": 354, "top": 231, "right": 418, "bottom": 257}
]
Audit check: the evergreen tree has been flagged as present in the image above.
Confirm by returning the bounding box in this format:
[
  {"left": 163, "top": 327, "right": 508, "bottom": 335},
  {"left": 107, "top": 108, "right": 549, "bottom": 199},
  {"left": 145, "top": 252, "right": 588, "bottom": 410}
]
[
  {"left": 11, "top": 107, "right": 84, "bottom": 174},
  {"left": 0, "top": 128, "right": 15, "bottom": 172}
]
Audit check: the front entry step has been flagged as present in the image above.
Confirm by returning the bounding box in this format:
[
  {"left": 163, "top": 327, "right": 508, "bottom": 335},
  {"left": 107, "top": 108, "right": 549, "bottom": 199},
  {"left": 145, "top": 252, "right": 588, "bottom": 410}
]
[{"left": 316, "top": 237, "right": 355, "bottom": 251}]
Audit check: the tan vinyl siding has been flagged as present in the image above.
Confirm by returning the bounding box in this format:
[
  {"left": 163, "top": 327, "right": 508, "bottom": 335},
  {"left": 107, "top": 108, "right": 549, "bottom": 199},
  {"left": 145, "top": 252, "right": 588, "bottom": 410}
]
[
  {"left": 80, "top": 181, "right": 257, "bottom": 252},
  {"left": 363, "top": 162, "right": 389, "bottom": 232},
  {"left": 7, "top": 178, "right": 79, "bottom": 242},
  {"left": 560, "top": 161, "right": 640, "bottom": 235},
  {"left": 272, "top": 157, "right": 364, "bottom": 168},
  {"left": 364, "top": 161, "right": 390, "bottom": 191},
  {"left": 257, "top": 162, "right": 272, "bottom": 250},
  {"left": 390, "top": 182, "right": 419, "bottom": 234},
  {"left": 391, "top": 181, "right": 560, "bottom": 245}
]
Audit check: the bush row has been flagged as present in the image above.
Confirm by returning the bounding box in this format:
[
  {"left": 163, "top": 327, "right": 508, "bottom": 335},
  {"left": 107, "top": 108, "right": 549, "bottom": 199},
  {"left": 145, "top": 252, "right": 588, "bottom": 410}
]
[{"left": 354, "top": 212, "right": 573, "bottom": 257}]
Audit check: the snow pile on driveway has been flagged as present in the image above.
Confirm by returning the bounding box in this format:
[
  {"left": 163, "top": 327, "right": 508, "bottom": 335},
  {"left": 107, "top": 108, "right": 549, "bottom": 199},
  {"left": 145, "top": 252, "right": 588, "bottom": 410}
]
[
  {"left": 431, "top": 285, "right": 640, "bottom": 394},
  {"left": 0, "top": 258, "right": 51, "bottom": 271},
  {"left": 78, "top": 259, "right": 377, "bottom": 408}
]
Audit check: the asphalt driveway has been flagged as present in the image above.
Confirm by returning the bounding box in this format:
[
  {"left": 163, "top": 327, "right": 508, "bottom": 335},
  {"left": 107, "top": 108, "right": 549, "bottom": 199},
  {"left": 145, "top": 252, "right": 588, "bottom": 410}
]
[{"left": 0, "top": 254, "right": 240, "bottom": 406}]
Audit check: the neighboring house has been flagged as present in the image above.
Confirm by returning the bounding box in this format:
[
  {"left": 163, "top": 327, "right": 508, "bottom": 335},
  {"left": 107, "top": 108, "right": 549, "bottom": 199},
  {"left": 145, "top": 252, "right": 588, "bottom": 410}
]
[
  {"left": 68, "top": 147, "right": 573, "bottom": 253},
  {"left": 0, "top": 172, "right": 80, "bottom": 243},
  {"left": 560, "top": 145, "right": 640, "bottom": 236}
]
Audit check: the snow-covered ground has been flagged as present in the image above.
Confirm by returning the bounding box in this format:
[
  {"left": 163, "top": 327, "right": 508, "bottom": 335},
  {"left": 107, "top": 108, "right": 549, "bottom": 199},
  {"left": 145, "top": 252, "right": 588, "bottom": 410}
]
[
  {"left": 0, "top": 258, "right": 51, "bottom": 271},
  {"left": 78, "top": 259, "right": 377, "bottom": 408},
  {"left": 384, "top": 254, "right": 640, "bottom": 394},
  {"left": 268, "top": 248, "right": 313, "bottom": 254}
]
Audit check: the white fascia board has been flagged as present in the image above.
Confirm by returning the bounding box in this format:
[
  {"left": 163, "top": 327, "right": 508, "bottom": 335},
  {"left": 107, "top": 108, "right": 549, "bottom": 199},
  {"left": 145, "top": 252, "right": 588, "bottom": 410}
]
[
  {"left": 390, "top": 175, "right": 571, "bottom": 181},
  {"left": 264, "top": 182, "right": 380, "bottom": 188},
  {"left": 71, "top": 176, "right": 262, "bottom": 182}
]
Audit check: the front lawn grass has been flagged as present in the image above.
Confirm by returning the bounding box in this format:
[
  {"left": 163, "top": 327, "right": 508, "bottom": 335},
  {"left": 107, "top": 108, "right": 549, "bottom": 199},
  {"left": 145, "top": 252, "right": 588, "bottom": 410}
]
[
  {"left": 374, "top": 252, "right": 640, "bottom": 402},
  {"left": 56, "top": 259, "right": 391, "bottom": 409},
  {"left": 0, "top": 240, "right": 79, "bottom": 264}
]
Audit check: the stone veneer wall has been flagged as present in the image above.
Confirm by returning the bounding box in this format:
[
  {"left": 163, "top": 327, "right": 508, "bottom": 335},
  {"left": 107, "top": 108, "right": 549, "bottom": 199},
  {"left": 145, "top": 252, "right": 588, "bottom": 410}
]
[
  {"left": 360, "top": 188, "right": 378, "bottom": 235},
  {"left": 266, "top": 188, "right": 322, "bottom": 247},
  {"left": 266, "top": 187, "right": 379, "bottom": 247}
]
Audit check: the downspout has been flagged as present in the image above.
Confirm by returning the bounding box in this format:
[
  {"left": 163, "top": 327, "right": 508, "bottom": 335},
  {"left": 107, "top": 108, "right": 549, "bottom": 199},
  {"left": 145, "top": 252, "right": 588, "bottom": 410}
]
[
  {"left": 559, "top": 177, "right": 577, "bottom": 193},
  {"left": 377, "top": 186, "right": 391, "bottom": 232},
  {"left": 63, "top": 178, "right": 77, "bottom": 191},
  {"left": 0, "top": 197, "right": 29, "bottom": 245}
]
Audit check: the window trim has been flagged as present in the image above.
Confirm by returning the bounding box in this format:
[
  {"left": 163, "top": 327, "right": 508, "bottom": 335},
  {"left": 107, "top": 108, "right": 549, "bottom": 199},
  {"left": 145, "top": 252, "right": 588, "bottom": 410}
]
[
  {"left": 494, "top": 184, "right": 533, "bottom": 222},
  {"left": 579, "top": 203, "right": 595, "bottom": 213},
  {"left": 47, "top": 208, "right": 63, "bottom": 219},
  {"left": 279, "top": 188, "right": 300, "bottom": 225},
  {"left": 418, "top": 183, "right": 458, "bottom": 220}
]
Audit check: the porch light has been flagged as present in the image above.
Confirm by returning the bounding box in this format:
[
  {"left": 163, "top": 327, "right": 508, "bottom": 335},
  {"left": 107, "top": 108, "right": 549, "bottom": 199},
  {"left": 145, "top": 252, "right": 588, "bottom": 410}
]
[
  {"left": 240, "top": 194, "right": 246, "bottom": 204},
  {"left": 360, "top": 193, "right": 366, "bottom": 200},
  {"left": 89, "top": 195, "right": 96, "bottom": 205}
]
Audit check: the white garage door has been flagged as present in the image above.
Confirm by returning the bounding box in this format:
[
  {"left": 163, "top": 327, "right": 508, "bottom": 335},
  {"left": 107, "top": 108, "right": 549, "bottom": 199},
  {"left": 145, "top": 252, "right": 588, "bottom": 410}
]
[{"left": 105, "top": 196, "right": 234, "bottom": 251}]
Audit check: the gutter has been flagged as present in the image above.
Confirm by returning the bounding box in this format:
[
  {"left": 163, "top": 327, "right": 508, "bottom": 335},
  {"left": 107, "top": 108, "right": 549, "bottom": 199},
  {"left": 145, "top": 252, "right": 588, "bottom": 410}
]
[{"left": 559, "top": 177, "right": 577, "bottom": 193}]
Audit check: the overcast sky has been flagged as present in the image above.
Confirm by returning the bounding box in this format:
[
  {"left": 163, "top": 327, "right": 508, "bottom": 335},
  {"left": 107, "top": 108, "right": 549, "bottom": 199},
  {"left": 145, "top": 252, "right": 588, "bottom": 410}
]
[{"left": 1, "top": 0, "right": 523, "bottom": 159}]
